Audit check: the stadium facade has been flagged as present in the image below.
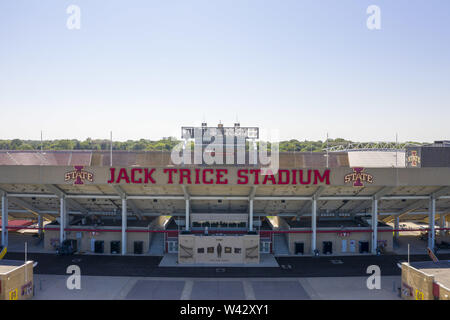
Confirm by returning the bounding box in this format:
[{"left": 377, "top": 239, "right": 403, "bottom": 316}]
[{"left": 0, "top": 125, "right": 449, "bottom": 265}]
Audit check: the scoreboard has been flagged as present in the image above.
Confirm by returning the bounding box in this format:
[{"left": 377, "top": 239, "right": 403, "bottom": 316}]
[{"left": 181, "top": 126, "right": 259, "bottom": 140}]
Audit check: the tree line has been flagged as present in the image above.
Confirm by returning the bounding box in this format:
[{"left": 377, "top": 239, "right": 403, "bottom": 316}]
[{"left": 0, "top": 138, "right": 423, "bottom": 152}]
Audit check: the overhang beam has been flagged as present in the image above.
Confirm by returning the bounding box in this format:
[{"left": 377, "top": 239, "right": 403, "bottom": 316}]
[
  {"left": 112, "top": 185, "right": 143, "bottom": 220},
  {"left": 46, "top": 184, "right": 89, "bottom": 214},
  {"left": 298, "top": 186, "right": 326, "bottom": 215},
  {"left": 382, "top": 199, "right": 426, "bottom": 223},
  {"left": 374, "top": 186, "right": 395, "bottom": 200}
]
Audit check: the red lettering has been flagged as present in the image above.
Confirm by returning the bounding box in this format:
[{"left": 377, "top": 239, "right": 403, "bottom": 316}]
[
  {"left": 237, "top": 169, "right": 249, "bottom": 184},
  {"left": 179, "top": 169, "right": 192, "bottom": 184},
  {"left": 250, "top": 169, "right": 261, "bottom": 184},
  {"left": 195, "top": 168, "right": 200, "bottom": 184},
  {"left": 131, "top": 168, "right": 143, "bottom": 184},
  {"left": 163, "top": 168, "right": 177, "bottom": 184},
  {"left": 144, "top": 168, "right": 156, "bottom": 184},
  {"left": 116, "top": 168, "right": 130, "bottom": 184},
  {"left": 216, "top": 169, "right": 228, "bottom": 184},
  {"left": 202, "top": 169, "right": 214, "bottom": 184},
  {"left": 262, "top": 174, "right": 276, "bottom": 185},
  {"left": 291, "top": 169, "right": 297, "bottom": 184},
  {"left": 278, "top": 170, "right": 290, "bottom": 184},
  {"left": 107, "top": 168, "right": 116, "bottom": 184},
  {"left": 299, "top": 170, "right": 311, "bottom": 185},
  {"left": 314, "top": 169, "right": 330, "bottom": 185}
]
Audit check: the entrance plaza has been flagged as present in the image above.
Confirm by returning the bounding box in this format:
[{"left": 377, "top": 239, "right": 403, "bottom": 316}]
[{"left": 32, "top": 275, "right": 401, "bottom": 300}]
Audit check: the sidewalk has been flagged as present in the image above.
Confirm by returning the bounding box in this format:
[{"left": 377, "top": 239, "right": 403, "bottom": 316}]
[{"left": 32, "top": 274, "right": 401, "bottom": 300}]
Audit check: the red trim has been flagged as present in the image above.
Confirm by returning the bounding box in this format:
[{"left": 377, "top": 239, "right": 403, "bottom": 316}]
[
  {"left": 164, "top": 232, "right": 168, "bottom": 253},
  {"left": 433, "top": 282, "right": 440, "bottom": 299},
  {"left": 271, "top": 232, "right": 274, "bottom": 253},
  {"left": 0, "top": 220, "right": 34, "bottom": 227},
  {"left": 6, "top": 226, "right": 449, "bottom": 234}
]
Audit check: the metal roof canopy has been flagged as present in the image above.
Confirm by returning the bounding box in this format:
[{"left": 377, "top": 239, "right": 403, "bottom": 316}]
[{"left": 1, "top": 183, "right": 450, "bottom": 219}]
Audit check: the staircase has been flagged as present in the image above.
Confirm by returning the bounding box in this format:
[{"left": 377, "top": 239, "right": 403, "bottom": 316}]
[
  {"left": 273, "top": 233, "right": 290, "bottom": 255},
  {"left": 148, "top": 233, "right": 165, "bottom": 255}
]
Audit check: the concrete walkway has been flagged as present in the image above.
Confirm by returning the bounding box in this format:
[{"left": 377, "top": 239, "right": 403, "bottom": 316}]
[
  {"left": 6, "top": 233, "right": 52, "bottom": 253},
  {"left": 159, "top": 253, "right": 279, "bottom": 267},
  {"left": 32, "top": 274, "right": 401, "bottom": 300},
  {"left": 393, "top": 235, "right": 450, "bottom": 255}
]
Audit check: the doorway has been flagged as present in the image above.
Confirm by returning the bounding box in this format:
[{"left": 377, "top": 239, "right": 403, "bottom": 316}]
[
  {"left": 295, "top": 242, "right": 304, "bottom": 255},
  {"left": 341, "top": 239, "right": 347, "bottom": 253},
  {"left": 260, "top": 241, "right": 271, "bottom": 253},
  {"left": 167, "top": 240, "right": 178, "bottom": 253},
  {"left": 349, "top": 240, "right": 356, "bottom": 253},
  {"left": 359, "top": 241, "right": 369, "bottom": 253},
  {"left": 323, "top": 241, "right": 333, "bottom": 254}
]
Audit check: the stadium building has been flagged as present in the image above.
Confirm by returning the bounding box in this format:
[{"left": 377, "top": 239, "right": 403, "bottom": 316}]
[{"left": 0, "top": 124, "right": 449, "bottom": 265}]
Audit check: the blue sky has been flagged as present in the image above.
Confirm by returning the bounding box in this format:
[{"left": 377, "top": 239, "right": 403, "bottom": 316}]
[{"left": 0, "top": 0, "right": 449, "bottom": 142}]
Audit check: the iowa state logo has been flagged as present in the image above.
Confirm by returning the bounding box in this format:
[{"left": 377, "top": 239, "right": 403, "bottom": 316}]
[
  {"left": 407, "top": 150, "right": 421, "bottom": 167},
  {"left": 344, "top": 167, "right": 373, "bottom": 187},
  {"left": 65, "top": 166, "right": 94, "bottom": 185}
]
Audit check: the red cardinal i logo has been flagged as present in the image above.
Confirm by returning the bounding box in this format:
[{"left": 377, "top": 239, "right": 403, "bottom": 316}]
[
  {"left": 344, "top": 167, "right": 373, "bottom": 187},
  {"left": 407, "top": 151, "right": 421, "bottom": 167},
  {"left": 64, "top": 166, "right": 94, "bottom": 185}
]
